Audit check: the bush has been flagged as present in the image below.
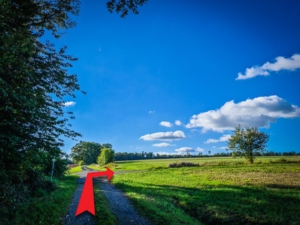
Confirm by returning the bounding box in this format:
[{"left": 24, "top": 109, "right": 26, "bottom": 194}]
[
  {"left": 97, "top": 148, "right": 114, "bottom": 166},
  {"left": 276, "top": 158, "right": 287, "bottom": 163},
  {"left": 217, "top": 161, "right": 229, "bottom": 166},
  {"left": 78, "top": 160, "right": 84, "bottom": 166},
  {"left": 168, "top": 162, "right": 200, "bottom": 168}
]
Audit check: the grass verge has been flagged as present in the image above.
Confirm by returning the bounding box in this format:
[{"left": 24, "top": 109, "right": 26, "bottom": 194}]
[
  {"left": 94, "top": 182, "right": 119, "bottom": 225},
  {"left": 68, "top": 165, "right": 83, "bottom": 173},
  {"left": 8, "top": 175, "right": 78, "bottom": 225},
  {"left": 87, "top": 164, "right": 102, "bottom": 171}
]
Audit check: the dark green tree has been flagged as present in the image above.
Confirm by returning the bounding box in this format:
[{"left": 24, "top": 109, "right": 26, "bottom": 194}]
[
  {"left": 70, "top": 141, "right": 102, "bottom": 164},
  {"left": 0, "top": 0, "right": 81, "bottom": 218},
  {"left": 0, "top": 0, "right": 146, "bottom": 220},
  {"left": 227, "top": 125, "right": 269, "bottom": 164}
]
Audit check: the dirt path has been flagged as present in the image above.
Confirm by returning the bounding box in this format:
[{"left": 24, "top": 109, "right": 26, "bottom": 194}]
[
  {"left": 96, "top": 178, "right": 151, "bottom": 225},
  {"left": 61, "top": 167, "right": 151, "bottom": 225},
  {"left": 61, "top": 167, "right": 96, "bottom": 225}
]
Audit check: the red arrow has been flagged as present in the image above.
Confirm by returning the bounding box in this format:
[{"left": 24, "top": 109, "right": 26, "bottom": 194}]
[{"left": 75, "top": 167, "right": 114, "bottom": 216}]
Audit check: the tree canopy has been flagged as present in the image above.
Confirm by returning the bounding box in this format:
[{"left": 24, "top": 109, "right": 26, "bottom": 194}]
[
  {"left": 107, "top": 0, "right": 147, "bottom": 18},
  {"left": 227, "top": 125, "right": 269, "bottom": 164},
  {"left": 70, "top": 141, "right": 104, "bottom": 164}
]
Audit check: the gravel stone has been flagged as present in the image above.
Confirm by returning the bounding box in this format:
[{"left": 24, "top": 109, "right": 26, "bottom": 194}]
[
  {"left": 60, "top": 180, "right": 96, "bottom": 225},
  {"left": 97, "top": 178, "right": 151, "bottom": 225},
  {"left": 61, "top": 166, "right": 151, "bottom": 225}
]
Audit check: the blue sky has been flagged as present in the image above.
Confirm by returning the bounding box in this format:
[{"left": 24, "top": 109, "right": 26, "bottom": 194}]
[{"left": 49, "top": 0, "right": 300, "bottom": 155}]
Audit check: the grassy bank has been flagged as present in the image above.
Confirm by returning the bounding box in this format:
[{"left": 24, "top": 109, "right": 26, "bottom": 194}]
[
  {"left": 68, "top": 165, "right": 83, "bottom": 173},
  {"left": 94, "top": 182, "right": 119, "bottom": 225},
  {"left": 112, "top": 157, "right": 300, "bottom": 224},
  {"left": 8, "top": 175, "right": 78, "bottom": 225}
]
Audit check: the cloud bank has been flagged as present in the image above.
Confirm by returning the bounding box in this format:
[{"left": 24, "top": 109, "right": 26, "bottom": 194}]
[
  {"left": 140, "top": 130, "right": 186, "bottom": 141},
  {"left": 237, "top": 54, "right": 300, "bottom": 80},
  {"left": 205, "top": 134, "right": 231, "bottom": 144},
  {"left": 160, "top": 121, "right": 173, "bottom": 127},
  {"left": 186, "top": 95, "right": 300, "bottom": 132}
]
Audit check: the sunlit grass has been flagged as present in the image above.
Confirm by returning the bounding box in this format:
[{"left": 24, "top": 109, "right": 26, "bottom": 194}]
[
  {"left": 112, "top": 157, "right": 300, "bottom": 225},
  {"left": 114, "top": 156, "right": 300, "bottom": 171},
  {"left": 68, "top": 165, "right": 83, "bottom": 173},
  {"left": 87, "top": 164, "right": 102, "bottom": 171}
]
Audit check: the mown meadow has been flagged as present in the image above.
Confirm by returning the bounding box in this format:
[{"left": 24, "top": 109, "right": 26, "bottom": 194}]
[{"left": 110, "top": 156, "right": 300, "bottom": 225}]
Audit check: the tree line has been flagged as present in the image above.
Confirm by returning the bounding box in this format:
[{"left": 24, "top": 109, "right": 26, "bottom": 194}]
[{"left": 70, "top": 141, "right": 299, "bottom": 163}]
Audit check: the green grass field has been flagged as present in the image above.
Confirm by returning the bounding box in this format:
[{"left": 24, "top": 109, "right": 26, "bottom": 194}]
[
  {"left": 111, "top": 156, "right": 300, "bottom": 225},
  {"left": 8, "top": 175, "right": 78, "bottom": 225}
]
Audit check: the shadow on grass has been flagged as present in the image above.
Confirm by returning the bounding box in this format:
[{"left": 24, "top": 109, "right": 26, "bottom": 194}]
[{"left": 114, "top": 182, "right": 300, "bottom": 225}]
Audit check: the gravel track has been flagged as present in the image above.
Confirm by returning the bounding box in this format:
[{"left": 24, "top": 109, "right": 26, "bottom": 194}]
[
  {"left": 97, "top": 178, "right": 151, "bottom": 225},
  {"left": 61, "top": 166, "right": 151, "bottom": 225},
  {"left": 60, "top": 179, "right": 96, "bottom": 225}
]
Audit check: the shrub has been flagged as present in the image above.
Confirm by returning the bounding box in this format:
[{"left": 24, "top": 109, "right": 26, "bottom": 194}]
[
  {"left": 276, "top": 158, "right": 287, "bottom": 163},
  {"left": 168, "top": 162, "right": 200, "bottom": 168},
  {"left": 97, "top": 148, "right": 115, "bottom": 166},
  {"left": 217, "top": 161, "right": 229, "bottom": 166}
]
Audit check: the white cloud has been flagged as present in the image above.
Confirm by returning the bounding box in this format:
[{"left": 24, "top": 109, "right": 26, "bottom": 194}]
[
  {"left": 160, "top": 121, "right": 173, "bottom": 127},
  {"left": 175, "top": 147, "right": 195, "bottom": 154},
  {"left": 205, "top": 134, "right": 231, "bottom": 144},
  {"left": 152, "top": 142, "right": 174, "bottom": 147},
  {"left": 219, "top": 147, "right": 227, "bottom": 150},
  {"left": 62, "top": 101, "right": 76, "bottom": 107},
  {"left": 196, "top": 147, "right": 204, "bottom": 152},
  {"left": 140, "top": 130, "right": 186, "bottom": 141},
  {"left": 237, "top": 54, "right": 300, "bottom": 80},
  {"left": 149, "top": 111, "right": 155, "bottom": 114},
  {"left": 186, "top": 95, "right": 300, "bottom": 132},
  {"left": 175, "top": 120, "right": 182, "bottom": 126}
]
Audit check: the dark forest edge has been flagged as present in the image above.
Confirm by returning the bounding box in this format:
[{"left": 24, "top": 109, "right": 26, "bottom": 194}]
[{"left": 0, "top": 0, "right": 146, "bottom": 223}]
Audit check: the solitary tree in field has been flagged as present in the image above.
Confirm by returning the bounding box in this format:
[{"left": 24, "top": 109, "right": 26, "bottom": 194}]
[{"left": 227, "top": 125, "right": 269, "bottom": 164}]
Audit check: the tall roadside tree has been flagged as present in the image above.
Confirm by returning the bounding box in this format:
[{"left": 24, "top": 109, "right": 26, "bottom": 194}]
[
  {"left": 0, "top": 0, "right": 146, "bottom": 220},
  {"left": 0, "top": 0, "right": 81, "bottom": 217},
  {"left": 227, "top": 125, "right": 269, "bottom": 164}
]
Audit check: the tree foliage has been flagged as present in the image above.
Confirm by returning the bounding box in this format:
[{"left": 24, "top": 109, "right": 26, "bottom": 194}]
[
  {"left": 227, "top": 125, "right": 269, "bottom": 164},
  {"left": 0, "top": 0, "right": 81, "bottom": 218},
  {"left": 70, "top": 141, "right": 102, "bottom": 164},
  {"left": 107, "top": 0, "right": 147, "bottom": 18},
  {"left": 0, "top": 0, "right": 146, "bottom": 221},
  {"left": 97, "top": 148, "right": 115, "bottom": 166}
]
